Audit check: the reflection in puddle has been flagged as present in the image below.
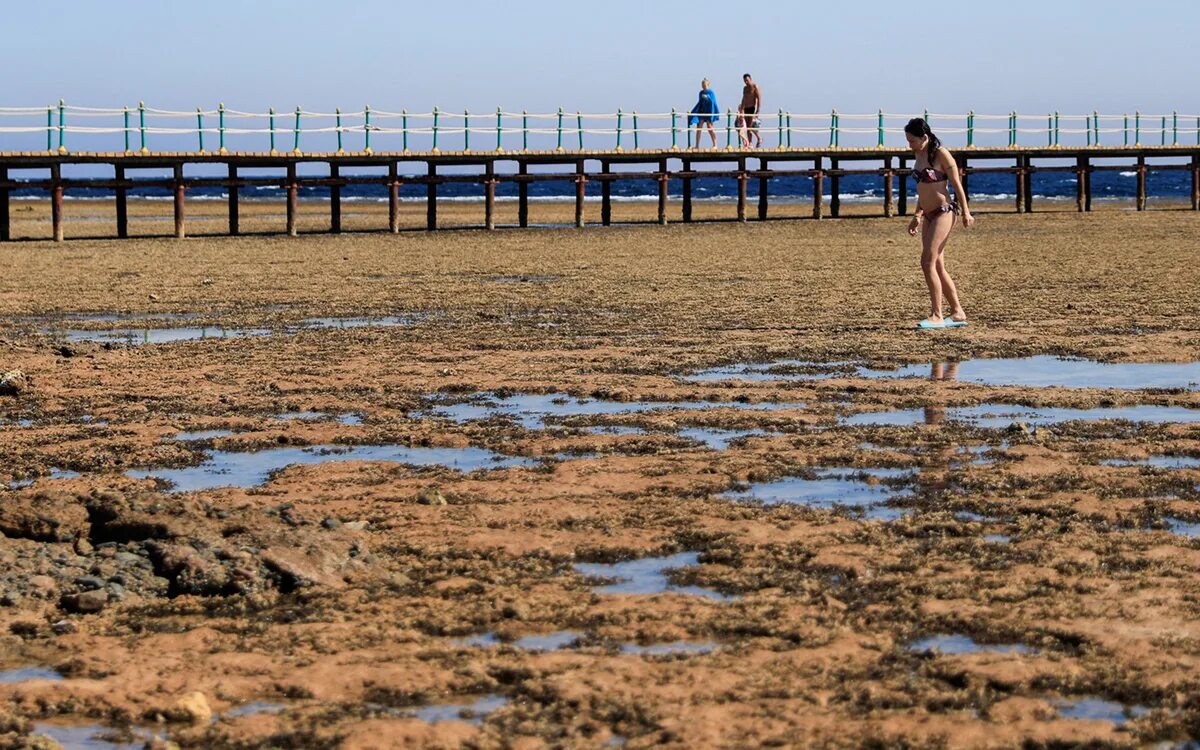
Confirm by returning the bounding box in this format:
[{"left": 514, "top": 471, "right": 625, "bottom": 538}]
[
  {"left": 908, "top": 634, "right": 1034, "bottom": 655},
  {"left": 688, "top": 357, "right": 1199, "bottom": 391},
  {"left": 129, "top": 444, "right": 533, "bottom": 492},
  {"left": 435, "top": 392, "right": 805, "bottom": 431},
  {"left": 723, "top": 468, "right": 910, "bottom": 520},
  {"left": 1104, "top": 456, "right": 1200, "bottom": 469},
  {"left": 31, "top": 723, "right": 154, "bottom": 750},
  {"left": 50, "top": 316, "right": 415, "bottom": 345},
  {"left": 1054, "top": 697, "right": 1149, "bottom": 726},
  {"left": 575, "top": 552, "right": 729, "bottom": 601},
  {"left": 454, "top": 631, "right": 581, "bottom": 651},
  {"left": 585, "top": 425, "right": 648, "bottom": 436},
  {"left": 984, "top": 534, "right": 1012, "bottom": 544},
  {"left": 411, "top": 695, "right": 509, "bottom": 725},
  {"left": 1166, "top": 518, "right": 1200, "bottom": 538},
  {"left": 620, "top": 641, "right": 717, "bottom": 656},
  {"left": 677, "top": 427, "right": 768, "bottom": 450},
  {"left": 174, "top": 429, "right": 235, "bottom": 441},
  {"left": 845, "top": 404, "right": 1200, "bottom": 428},
  {"left": 0, "top": 667, "right": 62, "bottom": 683},
  {"left": 223, "top": 701, "right": 286, "bottom": 719}
]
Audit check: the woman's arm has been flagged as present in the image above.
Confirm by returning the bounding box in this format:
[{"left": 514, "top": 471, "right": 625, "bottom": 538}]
[{"left": 938, "top": 148, "right": 975, "bottom": 227}]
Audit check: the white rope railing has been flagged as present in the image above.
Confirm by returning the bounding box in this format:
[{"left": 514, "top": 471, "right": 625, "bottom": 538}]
[{"left": 3, "top": 103, "right": 1197, "bottom": 154}]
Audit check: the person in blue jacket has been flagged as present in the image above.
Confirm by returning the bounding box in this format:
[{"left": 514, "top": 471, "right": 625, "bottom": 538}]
[{"left": 689, "top": 79, "right": 719, "bottom": 149}]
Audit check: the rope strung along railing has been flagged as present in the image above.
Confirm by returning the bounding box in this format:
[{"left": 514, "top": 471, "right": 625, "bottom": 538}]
[{"left": 1, "top": 103, "right": 1198, "bottom": 154}]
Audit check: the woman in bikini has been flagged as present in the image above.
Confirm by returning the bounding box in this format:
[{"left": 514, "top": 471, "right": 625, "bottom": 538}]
[{"left": 905, "top": 118, "right": 973, "bottom": 329}]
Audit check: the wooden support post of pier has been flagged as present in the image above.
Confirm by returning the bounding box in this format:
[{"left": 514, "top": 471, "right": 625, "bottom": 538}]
[
  {"left": 1015, "top": 157, "right": 1025, "bottom": 213},
  {"left": 682, "top": 159, "right": 693, "bottom": 222},
  {"left": 387, "top": 163, "right": 400, "bottom": 233},
  {"left": 1083, "top": 157, "right": 1093, "bottom": 212},
  {"left": 0, "top": 166, "right": 8, "bottom": 242},
  {"left": 51, "top": 164, "right": 64, "bottom": 242},
  {"left": 329, "top": 163, "right": 341, "bottom": 234},
  {"left": 757, "top": 159, "right": 769, "bottom": 221},
  {"left": 227, "top": 164, "right": 239, "bottom": 236},
  {"left": 427, "top": 162, "right": 438, "bottom": 230},
  {"left": 600, "top": 160, "right": 612, "bottom": 226},
  {"left": 657, "top": 159, "right": 668, "bottom": 226},
  {"left": 736, "top": 157, "right": 748, "bottom": 222},
  {"left": 883, "top": 157, "right": 894, "bottom": 218},
  {"left": 518, "top": 162, "right": 529, "bottom": 228},
  {"left": 286, "top": 162, "right": 298, "bottom": 236},
  {"left": 1136, "top": 155, "right": 1146, "bottom": 211},
  {"left": 898, "top": 157, "right": 907, "bottom": 216},
  {"left": 114, "top": 165, "right": 128, "bottom": 238},
  {"left": 574, "top": 160, "right": 586, "bottom": 228},
  {"left": 173, "top": 164, "right": 186, "bottom": 239},
  {"left": 1075, "top": 157, "right": 1086, "bottom": 212},
  {"left": 812, "top": 158, "right": 823, "bottom": 220},
  {"left": 829, "top": 158, "right": 840, "bottom": 218},
  {"left": 484, "top": 161, "right": 496, "bottom": 231},
  {"left": 1023, "top": 156, "right": 1034, "bottom": 214},
  {"left": 1192, "top": 154, "right": 1199, "bottom": 211}
]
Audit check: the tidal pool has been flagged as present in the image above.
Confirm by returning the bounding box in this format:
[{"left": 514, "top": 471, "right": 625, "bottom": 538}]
[
  {"left": 1054, "top": 697, "right": 1149, "bottom": 726},
  {"left": 844, "top": 403, "right": 1200, "bottom": 428},
  {"left": 0, "top": 667, "right": 62, "bottom": 684},
  {"left": 723, "top": 468, "right": 912, "bottom": 520},
  {"left": 51, "top": 315, "right": 415, "bottom": 345},
  {"left": 574, "top": 552, "right": 729, "bottom": 601},
  {"left": 907, "top": 634, "right": 1034, "bottom": 655},
  {"left": 410, "top": 695, "right": 509, "bottom": 725}
]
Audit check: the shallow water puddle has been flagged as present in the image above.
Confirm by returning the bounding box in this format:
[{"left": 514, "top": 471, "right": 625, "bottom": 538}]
[
  {"left": 584, "top": 425, "right": 648, "bottom": 436},
  {"left": 574, "top": 552, "right": 729, "bottom": 601},
  {"left": 275, "top": 411, "right": 363, "bottom": 425},
  {"left": 677, "top": 427, "right": 769, "bottom": 450},
  {"left": 223, "top": 701, "right": 287, "bottom": 719},
  {"left": 0, "top": 666, "right": 62, "bottom": 683},
  {"left": 454, "top": 631, "right": 581, "bottom": 651},
  {"left": 174, "top": 429, "right": 236, "bottom": 441},
  {"left": 687, "top": 356, "right": 1199, "bottom": 390},
  {"left": 723, "top": 468, "right": 911, "bottom": 520},
  {"left": 31, "top": 722, "right": 154, "bottom": 750},
  {"left": 1166, "top": 518, "right": 1200, "bottom": 538},
  {"left": 410, "top": 695, "right": 509, "bottom": 725},
  {"left": 128, "top": 444, "right": 533, "bottom": 492},
  {"left": 983, "top": 533, "right": 1012, "bottom": 544},
  {"left": 1104, "top": 456, "right": 1200, "bottom": 469},
  {"left": 908, "top": 634, "right": 1034, "bottom": 655},
  {"left": 435, "top": 392, "right": 805, "bottom": 431},
  {"left": 844, "top": 403, "right": 1200, "bottom": 428},
  {"left": 1054, "top": 697, "right": 1149, "bottom": 726},
  {"left": 620, "top": 641, "right": 717, "bottom": 656},
  {"left": 50, "top": 315, "right": 414, "bottom": 345}
]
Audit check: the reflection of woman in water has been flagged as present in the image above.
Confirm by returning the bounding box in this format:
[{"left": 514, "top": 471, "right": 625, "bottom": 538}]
[
  {"left": 689, "top": 79, "right": 719, "bottom": 149},
  {"left": 923, "top": 363, "right": 959, "bottom": 424},
  {"left": 904, "top": 118, "right": 973, "bottom": 329}
]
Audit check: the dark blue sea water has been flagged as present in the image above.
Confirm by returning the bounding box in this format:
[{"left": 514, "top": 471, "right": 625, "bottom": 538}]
[{"left": 5, "top": 169, "right": 1192, "bottom": 204}]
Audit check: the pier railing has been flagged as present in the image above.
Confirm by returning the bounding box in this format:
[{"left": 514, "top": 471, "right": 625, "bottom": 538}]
[{"left": 3, "top": 103, "right": 1199, "bottom": 154}]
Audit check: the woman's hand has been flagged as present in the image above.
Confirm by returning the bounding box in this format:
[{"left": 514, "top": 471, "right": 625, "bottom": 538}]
[
  {"left": 907, "top": 216, "right": 920, "bottom": 236},
  {"left": 962, "top": 210, "right": 975, "bottom": 228}
]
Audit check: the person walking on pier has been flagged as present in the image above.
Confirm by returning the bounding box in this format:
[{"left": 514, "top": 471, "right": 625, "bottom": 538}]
[
  {"left": 738, "top": 74, "right": 762, "bottom": 148},
  {"left": 689, "top": 79, "right": 720, "bottom": 149},
  {"left": 904, "top": 117, "right": 973, "bottom": 329}
]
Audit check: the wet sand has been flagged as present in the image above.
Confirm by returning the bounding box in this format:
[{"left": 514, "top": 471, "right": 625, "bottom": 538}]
[{"left": 0, "top": 200, "right": 1198, "bottom": 748}]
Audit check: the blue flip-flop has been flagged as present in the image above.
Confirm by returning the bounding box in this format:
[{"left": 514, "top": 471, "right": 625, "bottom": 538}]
[
  {"left": 944, "top": 319, "right": 969, "bottom": 328},
  {"left": 915, "top": 319, "right": 946, "bottom": 330}
]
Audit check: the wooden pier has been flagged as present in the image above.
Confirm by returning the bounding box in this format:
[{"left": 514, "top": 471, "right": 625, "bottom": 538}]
[{"left": 1, "top": 146, "right": 1198, "bottom": 241}]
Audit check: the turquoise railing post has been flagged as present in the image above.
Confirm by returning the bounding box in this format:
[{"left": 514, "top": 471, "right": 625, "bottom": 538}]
[
  {"left": 556, "top": 107, "right": 564, "bottom": 152},
  {"left": 431, "top": 106, "right": 439, "bottom": 153},
  {"left": 725, "top": 108, "right": 732, "bottom": 149},
  {"left": 671, "top": 108, "right": 678, "bottom": 149},
  {"left": 196, "top": 108, "right": 205, "bottom": 153},
  {"left": 1046, "top": 113, "right": 1052, "bottom": 147},
  {"left": 45, "top": 105, "right": 52, "bottom": 153},
  {"left": 1173, "top": 111, "right": 1178, "bottom": 145},
  {"left": 402, "top": 109, "right": 409, "bottom": 153},
  {"left": 577, "top": 111, "right": 583, "bottom": 150},
  {"left": 1135, "top": 111, "right": 1140, "bottom": 145},
  {"left": 1093, "top": 110, "right": 1099, "bottom": 146},
  {"left": 464, "top": 109, "right": 470, "bottom": 151},
  {"left": 1161, "top": 115, "right": 1167, "bottom": 146},
  {"left": 496, "top": 107, "right": 503, "bottom": 152},
  {"left": 335, "top": 108, "right": 344, "bottom": 154},
  {"left": 139, "top": 101, "right": 148, "bottom": 154},
  {"left": 293, "top": 106, "right": 301, "bottom": 154},
  {"left": 1196, "top": 116, "right": 1199, "bottom": 146},
  {"left": 777, "top": 108, "right": 783, "bottom": 148},
  {"left": 522, "top": 110, "right": 528, "bottom": 151},
  {"left": 1086, "top": 115, "right": 1092, "bottom": 147},
  {"left": 969, "top": 111, "right": 976, "bottom": 148},
  {"left": 616, "top": 108, "right": 623, "bottom": 151},
  {"left": 268, "top": 106, "right": 277, "bottom": 154},
  {"left": 218, "top": 103, "right": 227, "bottom": 154},
  {"left": 364, "top": 105, "right": 372, "bottom": 154},
  {"left": 56, "top": 99, "right": 65, "bottom": 154},
  {"left": 632, "top": 111, "right": 639, "bottom": 150},
  {"left": 876, "top": 109, "right": 884, "bottom": 148},
  {"left": 787, "top": 112, "right": 792, "bottom": 147},
  {"left": 1010, "top": 112, "right": 1017, "bottom": 147},
  {"left": 123, "top": 106, "right": 131, "bottom": 154},
  {"left": 1054, "top": 111, "right": 1060, "bottom": 146},
  {"left": 835, "top": 111, "right": 840, "bottom": 147},
  {"left": 828, "top": 109, "right": 836, "bottom": 147},
  {"left": 1123, "top": 114, "right": 1129, "bottom": 146}
]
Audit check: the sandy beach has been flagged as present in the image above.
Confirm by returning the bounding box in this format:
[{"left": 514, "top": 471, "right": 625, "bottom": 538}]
[{"left": 1, "top": 200, "right": 1199, "bottom": 748}]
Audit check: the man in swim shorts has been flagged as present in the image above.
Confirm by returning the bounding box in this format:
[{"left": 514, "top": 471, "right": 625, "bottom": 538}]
[{"left": 739, "top": 74, "right": 762, "bottom": 148}]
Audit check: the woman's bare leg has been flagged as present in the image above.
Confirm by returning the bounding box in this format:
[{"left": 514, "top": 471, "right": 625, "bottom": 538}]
[
  {"left": 921, "top": 211, "right": 955, "bottom": 321},
  {"left": 933, "top": 216, "right": 966, "bottom": 320},
  {"left": 707, "top": 122, "right": 717, "bottom": 147}
]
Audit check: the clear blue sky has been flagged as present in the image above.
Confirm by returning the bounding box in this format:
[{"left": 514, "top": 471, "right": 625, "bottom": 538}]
[{"left": 4, "top": 0, "right": 1196, "bottom": 115}]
